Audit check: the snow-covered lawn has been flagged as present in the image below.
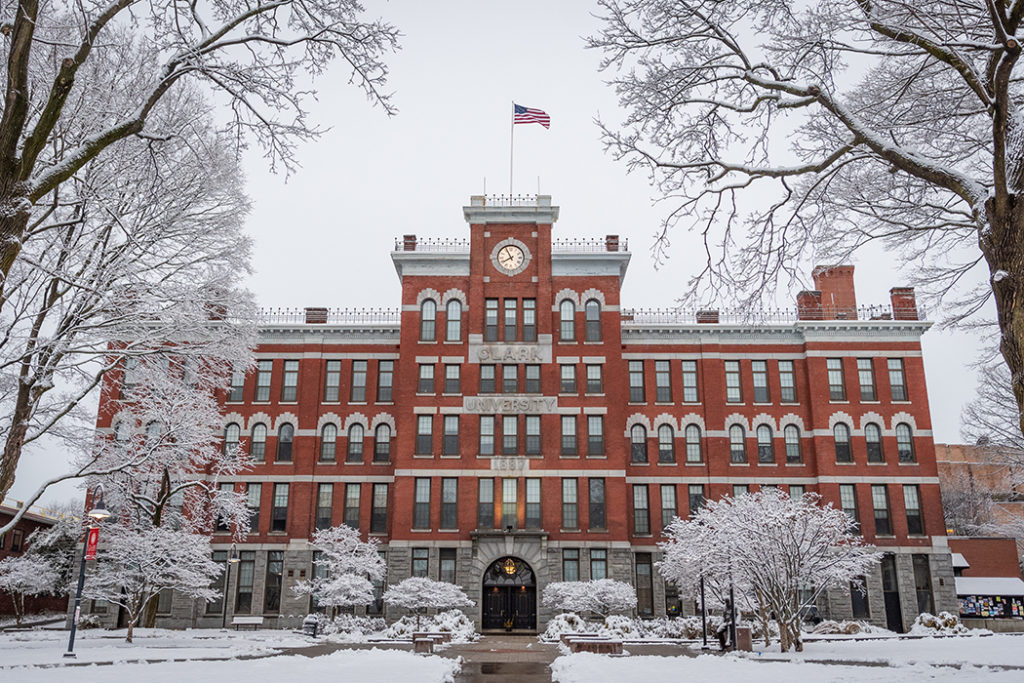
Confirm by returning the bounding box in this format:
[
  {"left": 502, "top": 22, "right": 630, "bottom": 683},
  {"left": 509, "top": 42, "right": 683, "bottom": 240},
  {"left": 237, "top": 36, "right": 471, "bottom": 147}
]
[{"left": 9, "top": 649, "right": 460, "bottom": 683}]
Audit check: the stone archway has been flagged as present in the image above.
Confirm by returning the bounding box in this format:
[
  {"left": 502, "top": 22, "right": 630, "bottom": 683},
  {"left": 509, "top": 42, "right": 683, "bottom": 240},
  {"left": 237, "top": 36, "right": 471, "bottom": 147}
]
[{"left": 481, "top": 556, "right": 537, "bottom": 632}]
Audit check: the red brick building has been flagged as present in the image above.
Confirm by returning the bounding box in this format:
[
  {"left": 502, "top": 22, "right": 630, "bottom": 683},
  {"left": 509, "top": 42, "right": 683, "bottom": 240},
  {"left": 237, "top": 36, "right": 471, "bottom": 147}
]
[
  {"left": 87, "top": 195, "right": 955, "bottom": 632},
  {"left": 0, "top": 502, "right": 69, "bottom": 618}
]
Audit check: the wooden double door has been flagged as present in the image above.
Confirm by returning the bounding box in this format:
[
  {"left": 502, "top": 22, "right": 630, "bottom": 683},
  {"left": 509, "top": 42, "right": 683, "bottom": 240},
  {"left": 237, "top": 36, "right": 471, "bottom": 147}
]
[{"left": 482, "top": 585, "right": 536, "bottom": 630}]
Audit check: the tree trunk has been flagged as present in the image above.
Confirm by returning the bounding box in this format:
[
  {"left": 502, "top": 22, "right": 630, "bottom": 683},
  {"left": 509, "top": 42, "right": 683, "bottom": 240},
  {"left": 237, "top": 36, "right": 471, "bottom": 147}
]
[
  {"left": 0, "top": 374, "right": 35, "bottom": 503},
  {"left": 126, "top": 614, "right": 135, "bottom": 643},
  {"left": 0, "top": 189, "right": 32, "bottom": 309},
  {"left": 14, "top": 593, "right": 24, "bottom": 625},
  {"left": 142, "top": 594, "right": 159, "bottom": 628}
]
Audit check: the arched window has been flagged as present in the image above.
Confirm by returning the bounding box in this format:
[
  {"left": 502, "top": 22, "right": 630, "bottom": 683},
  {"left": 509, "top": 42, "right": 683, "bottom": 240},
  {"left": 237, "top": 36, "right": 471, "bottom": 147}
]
[
  {"left": 114, "top": 420, "right": 131, "bottom": 442},
  {"left": 145, "top": 421, "right": 161, "bottom": 444},
  {"left": 420, "top": 299, "right": 437, "bottom": 341},
  {"left": 223, "top": 423, "right": 241, "bottom": 456},
  {"left": 445, "top": 300, "right": 462, "bottom": 342},
  {"left": 729, "top": 425, "right": 746, "bottom": 463},
  {"left": 374, "top": 424, "right": 392, "bottom": 462},
  {"left": 320, "top": 423, "right": 337, "bottom": 462},
  {"left": 784, "top": 425, "right": 802, "bottom": 463},
  {"left": 559, "top": 300, "right": 576, "bottom": 341},
  {"left": 630, "top": 424, "right": 648, "bottom": 463},
  {"left": 685, "top": 424, "right": 702, "bottom": 463},
  {"left": 834, "top": 423, "right": 852, "bottom": 463},
  {"left": 658, "top": 424, "right": 675, "bottom": 463},
  {"left": 585, "top": 299, "right": 602, "bottom": 342},
  {"left": 896, "top": 423, "right": 915, "bottom": 463},
  {"left": 276, "top": 423, "right": 294, "bottom": 462},
  {"left": 250, "top": 423, "right": 267, "bottom": 462},
  {"left": 757, "top": 425, "right": 774, "bottom": 463},
  {"left": 347, "top": 424, "right": 365, "bottom": 463},
  {"left": 865, "top": 423, "right": 884, "bottom": 463}
]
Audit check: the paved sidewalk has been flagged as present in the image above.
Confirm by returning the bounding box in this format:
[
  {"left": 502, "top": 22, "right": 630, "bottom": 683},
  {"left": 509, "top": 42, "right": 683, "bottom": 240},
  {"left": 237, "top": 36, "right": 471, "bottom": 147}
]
[{"left": 443, "top": 635, "right": 560, "bottom": 683}]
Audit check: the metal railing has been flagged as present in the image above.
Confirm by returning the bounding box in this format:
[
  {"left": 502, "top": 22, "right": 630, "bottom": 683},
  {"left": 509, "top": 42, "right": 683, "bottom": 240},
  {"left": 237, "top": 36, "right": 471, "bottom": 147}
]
[
  {"left": 256, "top": 308, "right": 401, "bottom": 325},
  {"left": 622, "top": 305, "right": 925, "bottom": 325},
  {"left": 393, "top": 237, "right": 471, "bottom": 252},
  {"left": 472, "top": 194, "right": 547, "bottom": 207},
  {"left": 552, "top": 238, "right": 629, "bottom": 253}
]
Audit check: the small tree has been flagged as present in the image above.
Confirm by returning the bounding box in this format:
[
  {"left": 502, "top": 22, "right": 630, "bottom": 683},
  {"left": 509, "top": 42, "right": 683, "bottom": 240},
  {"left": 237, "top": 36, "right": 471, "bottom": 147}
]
[
  {"left": 661, "top": 489, "right": 879, "bottom": 651},
  {"left": 542, "top": 579, "right": 637, "bottom": 619},
  {"left": 0, "top": 555, "right": 61, "bottom": 625},
  {"left": 23, "top": 502, "right": 84, "bottom": 593},
  {"left": 293, "top": 525, "right": 386, "bottom": 613},
  {"left": 383, "top": 577, "right": 473, "bottom": 630},
  {"left": 82, "top": 526, "right": 221, "bottom": 642}
]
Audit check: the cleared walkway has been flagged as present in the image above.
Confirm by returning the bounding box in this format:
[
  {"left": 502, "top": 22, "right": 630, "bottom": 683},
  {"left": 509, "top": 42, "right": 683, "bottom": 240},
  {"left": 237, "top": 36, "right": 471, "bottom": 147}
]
[{"left": 444, "top": 635, "right": 559, "bottom": 683}]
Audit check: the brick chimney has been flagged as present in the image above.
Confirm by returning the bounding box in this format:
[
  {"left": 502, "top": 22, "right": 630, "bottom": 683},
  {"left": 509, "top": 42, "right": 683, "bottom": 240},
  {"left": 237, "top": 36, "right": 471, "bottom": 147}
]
[
  {"left": 403, "top": 234, "right": 417, "bottom": 251},
  {"left": 812, "top": 265, "right": 857, "bottom": 319},
  {"left": 605, "top": 235, "right": 620, "bottom": 252},
  {"left": 890, "top": 287, "right": 919, "bottom": 320},
  {"left": 304, "top": 307, "right": 328, "bottom": 324},
  {"left": 696, "top": 310, "right": 719, "bottom": 324},
  {"left": 797, "top": 290, "right": 823, "bottom": 320}
]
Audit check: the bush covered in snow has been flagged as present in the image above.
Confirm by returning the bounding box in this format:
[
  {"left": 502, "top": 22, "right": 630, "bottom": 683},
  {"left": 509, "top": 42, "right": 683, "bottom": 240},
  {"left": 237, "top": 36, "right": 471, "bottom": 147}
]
[
  {"left": 910, "top": 612, "right": 970, "bottom": 635},
  {"left": 315, "top": 613, "right": 386, "bottom": 639},
  {"left": 383, "top": 609, "right": 477, "bottom": 642},
  {"left": 597, "top": 614, "right": 644, "bottom": 639},
  {"left": 811, "top": 620, "right": 893, "bottom": 636},
  {"left": 541, "top": 612, "right": 592, "bottom": 641}
]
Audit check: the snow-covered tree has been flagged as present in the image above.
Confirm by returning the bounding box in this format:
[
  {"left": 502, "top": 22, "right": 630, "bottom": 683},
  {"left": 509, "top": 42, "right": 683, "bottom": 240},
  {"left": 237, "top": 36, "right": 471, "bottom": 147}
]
[
  {"left": 660, "top": 489, "right": 879, "bottom": 651},
  {"left": 383, "top": 577, "right": 473, "bottom": 630},
  {"left": 293, "top": 525, "right": 386, "bottom": 611},
  {"left": 591, "top": 1, "right": 1024, "bottom": 436},
  {"left": 23, "top": 501, "right": 85, "bottom": 591},
  {"left": 81, "top": 526, "right": 221, "bottom": 642},
  {"left": 542, "top": 579, "right": 637, "bottom": 618},
  {"left": 0, "top": 554, "right": 61, "bottom": 624},
  {"left": 0, "top": 0, "right": 399, "bottom": 310},
  {"left": 0, "top": 82, "right": 256, "bottom": 517}
]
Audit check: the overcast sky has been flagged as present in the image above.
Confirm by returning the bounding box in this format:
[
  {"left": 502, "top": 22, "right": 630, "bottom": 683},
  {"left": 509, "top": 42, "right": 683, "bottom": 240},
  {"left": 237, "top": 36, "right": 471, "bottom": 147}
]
[{"left": 9, "top": 1, "right": 986, "bottom": 506}]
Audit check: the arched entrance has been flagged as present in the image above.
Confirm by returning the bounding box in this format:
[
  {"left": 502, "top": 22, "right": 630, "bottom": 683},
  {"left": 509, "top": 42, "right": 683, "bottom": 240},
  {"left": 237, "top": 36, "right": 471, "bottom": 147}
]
[{"left": 481, "top": 556, "right": 536, "bottom": 631}]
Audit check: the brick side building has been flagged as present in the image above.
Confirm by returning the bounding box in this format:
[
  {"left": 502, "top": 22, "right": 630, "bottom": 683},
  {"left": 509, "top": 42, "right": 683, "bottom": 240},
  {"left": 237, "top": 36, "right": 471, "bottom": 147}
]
[
  {"left": 86, "top": 195, "right": 956, "bottom": 632},
  {"left": 0, "top": 502, "right": 69, "bottom": 617}
]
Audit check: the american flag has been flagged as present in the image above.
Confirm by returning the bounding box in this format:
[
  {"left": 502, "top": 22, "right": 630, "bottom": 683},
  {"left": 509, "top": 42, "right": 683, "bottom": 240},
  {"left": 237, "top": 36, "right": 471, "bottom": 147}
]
[{"left": 513, "top": 104, "right": 550, "bottom": 129}]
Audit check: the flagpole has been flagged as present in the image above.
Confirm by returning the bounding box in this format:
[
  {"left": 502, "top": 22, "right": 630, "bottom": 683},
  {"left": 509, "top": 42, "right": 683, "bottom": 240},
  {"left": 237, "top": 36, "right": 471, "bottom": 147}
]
[{"left": 509, "top": 102, "right": 514, "bottom": 199}]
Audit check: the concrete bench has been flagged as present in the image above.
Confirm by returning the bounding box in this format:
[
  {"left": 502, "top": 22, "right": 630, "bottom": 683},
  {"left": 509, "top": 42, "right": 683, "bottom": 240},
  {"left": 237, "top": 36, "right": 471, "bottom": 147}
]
[
  {"left": 231, "top": 616, "right": 265, "bottom": 631},
  {"left": 412, "top": 631, "right": 452, "bottom": 643},
  {"left": 568, "top": 638, "right": 623, "bottom": 655},
  {"left": 560, "top": 632, "right": 601, "bottom": 645},
  {"left": 413, "top": 637, "right": 435, "bottom": 654}
]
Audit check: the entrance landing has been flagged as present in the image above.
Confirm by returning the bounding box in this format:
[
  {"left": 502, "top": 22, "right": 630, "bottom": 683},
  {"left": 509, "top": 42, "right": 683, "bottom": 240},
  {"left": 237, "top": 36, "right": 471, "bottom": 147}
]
[{"left": 444, "top": 635, "right": 559, "bottom": 683}]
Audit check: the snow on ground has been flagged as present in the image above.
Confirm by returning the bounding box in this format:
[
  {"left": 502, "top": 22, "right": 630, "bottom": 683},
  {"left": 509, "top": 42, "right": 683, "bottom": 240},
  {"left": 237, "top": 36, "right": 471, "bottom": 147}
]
[
  {"left": 552, "top": 652, "right": 1022, "bottom": 683},
  {"left": 0, "top": 627, "right": 312, "bottom": 667},
  {"left": 10, "top": 649, "right": 460, "bottom": 683}
]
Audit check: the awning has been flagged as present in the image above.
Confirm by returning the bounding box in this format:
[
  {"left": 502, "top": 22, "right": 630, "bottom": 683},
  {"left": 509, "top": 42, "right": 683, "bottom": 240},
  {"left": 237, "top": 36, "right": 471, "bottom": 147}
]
[
  {"left": 951, "top": 553, "right": 970, "bottom": 569},
  {"left": 955, "top": 576, "right": 1024, "bottom": 597}
]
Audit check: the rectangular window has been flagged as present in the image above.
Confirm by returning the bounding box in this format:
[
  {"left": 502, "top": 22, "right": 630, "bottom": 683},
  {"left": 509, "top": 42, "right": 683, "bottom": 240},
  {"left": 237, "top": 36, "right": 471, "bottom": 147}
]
[
  {"left": 789, "top": 484, "right": 805, "bottom": 499},
  {"left": 590, "top": 549, "right": 607, "bottom": 580},
  {"left": 913, "top": 554, "right": 935, "bottom": 615},
  {"left": 585, "top": 364, "right": 603, "bottom": 393},
  {"left": 439, "top": 548, "right": 457, "bottom": 584},
  {"left": 562, "top": 479, "right": 578, "bottom": 529},
  {"left": 633, "top": 484, "right": 650, "bottom": 535},
  {"left": 478, "top": 478, "right": 495, "bottom": 529},
  {"left": 872, "top": 484, "right": 892, "bottom": 535},
  {"left": 589, "top": 478, "right": 606, "bottom": 530},
  {"left": 416, "top": 415, "right": 432, "bottom": 454},
  {"left": 654, "top": 360, "right": 672, "bottom": 402},
  {"left": 725, "top": 360, "right": 742, "bottom": 403},
  {"left": 228, "top": 369, "right": 245, "bottom": 402},
  {"left": 525, "top": 415, "right": 541, "bottom": 455},
  {"left": 479, "top": 415, "right": 495, "bottom": 455},
  {"left": 563, "top": 549, "right": 580, "bottom": 582},
  {"left": 235, "top": 551, "right": 256, "bottom": 613},
  {"left": 636, "top": 553, "right": 654, "bottom": 617},
  {"left": 502, "top": 478, "right": 518, "bottom": 529},
  {"left": 733, "top": 484, "right": 749, "bottom": 497},
  {"left": 281, "top": 360, "right": 299, "bottom": 401},
  {"left": 255, "top": 360, "right": 272, "bottom": 402},
  {"left": 479, "top": 364, "right": 496, "bottom": 393},
  {"left": 775, "top": 361, "right": 795, "bottom": 404},
  {"left": 827, "top": 358, "right": 846, "bottom": 400},
  {"left": 681, "top": 361, "right": 698, "bottom": 402},
  {"left": 526, "top": 478, "right": 541, "bottom": 528},
  {"left": 324, "top": 360, "right": 341, "bottom": 402},
  {"left": 414, "top": 478, "right": 431, "bottom": 529},
  {"left": 351, "top": 360, "right": 367, "bottom": 402},
  {"left": 504, "top": 299, "right": 518, "bottom": 341},
  {"left": 315, "top": 483, "right": 333, "bottom": 530},
  {"left": 502, "top": 415, "right": 518, "bottom": 455},
  {"left": 840, "top": 484, "right": 859, "bottom": 524},
  {"left": 344, "top": 483, "right": 360, "bottom": 529},
  {"left": 851, "top": 576, "right": 871, "bottom": 619},
  {"left": 207, "top": 551, "right": 228, "bottom": 614},
  {"left": 444, "top": 364, "right": 460, "bottom": 394},
  {"left": 523, "top": 299, "right": 537, "bottom": 341},
  {"left": 215, "top": 482, "right": 232, "bottom": 532},
  {"left": 443, "top": 415, "right": 460, "bottom": 456},
  {"left": 370, "top": 484, "right": 388, "bottom": 533},
  {"left": 904, "top": 485, "right": 924, "bottom": 535},
  {"left": 377, "top": 360, "right": 394, "bottom": 402},
  {"left": 525, "top": 365, "right": 541, "bottom": 393},
  {"left": 412, "top": 548, "right": 429, "bottom": 578},
  {"left": 502, "top": 364, "right": 518, "bottom": 393},
  {"left": 418, "top": 363, "right": 435, "bottom": 394},
  {"left": 561, "top": 415, "right": 578, "bottom": 456},
  {"left": 752, "top": 360, "right": 769, "bottom": 402},
  {"left": 484, "top": 298, "right": 499, "bottom": 341},
  {"left": 246, "top": 483, "right": 261, "bottom": 533},
  {"left": 628, "top": 361, "right": 645, "bottom": 402},
  {"left": 857, "top": 358, "right": 876, "bottom": 401},
  {"left": 661, "top": 485, "right": 677, "bottom": 530},
  {"left": 688, "top": 484, "right": 705, "bottom": 517},
  {"left": 888, "top": 358, "right": 908, "bottom": 401},
  {"left": 560, "top": 364, "right": 576, "bottom": 393},
  {"left": 587, "top": 416, "right": 605, "bottom": 456},
  {"left": 441, "top": 478, "right": 458, "bottom": 529},
  {"left": 271, "top": 483, "right": 288, "bottom": 532}
]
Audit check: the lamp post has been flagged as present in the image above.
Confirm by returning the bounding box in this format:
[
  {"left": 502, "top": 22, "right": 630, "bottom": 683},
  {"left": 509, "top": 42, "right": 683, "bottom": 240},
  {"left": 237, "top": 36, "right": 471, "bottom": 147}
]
[
  {"left": 221, "top": 544, "right": 240, "bottom": 629},
  {"left": 699, "top": 574, "right": 709, "bottom": 650},
  {"left": 64, "top": 485, "right": 112, "bottom": 658}
]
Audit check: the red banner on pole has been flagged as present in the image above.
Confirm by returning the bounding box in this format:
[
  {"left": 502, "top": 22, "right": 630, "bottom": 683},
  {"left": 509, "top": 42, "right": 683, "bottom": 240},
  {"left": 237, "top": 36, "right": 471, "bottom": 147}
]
[{"left": 85, "top": 527, "right": 99, "bottom": 560}]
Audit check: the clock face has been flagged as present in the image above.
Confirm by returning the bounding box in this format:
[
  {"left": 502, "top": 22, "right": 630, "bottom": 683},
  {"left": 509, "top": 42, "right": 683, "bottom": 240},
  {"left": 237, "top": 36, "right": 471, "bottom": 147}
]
[{"left": 497, "top": 245, "right": 525, "bottom": 272}]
